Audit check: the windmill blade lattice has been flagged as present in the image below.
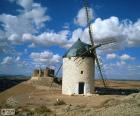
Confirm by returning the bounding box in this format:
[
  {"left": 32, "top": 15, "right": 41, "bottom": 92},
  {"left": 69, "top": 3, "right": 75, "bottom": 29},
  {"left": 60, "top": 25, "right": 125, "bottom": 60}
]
[
  {"left": 84, "top": 0, "right": 107, "bottom": 88},
  {"left": 50, "top": 64, "right": 62, "bottom": 88},
  {"left": 95, "top": 54, "right": 107, "bottom": 88}
]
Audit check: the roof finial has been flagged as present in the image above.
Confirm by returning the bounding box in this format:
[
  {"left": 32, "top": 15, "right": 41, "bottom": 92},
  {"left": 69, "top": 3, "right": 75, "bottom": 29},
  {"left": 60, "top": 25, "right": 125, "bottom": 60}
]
[{"left": 78, "top": 38, "right": 81, "bottom": 41}]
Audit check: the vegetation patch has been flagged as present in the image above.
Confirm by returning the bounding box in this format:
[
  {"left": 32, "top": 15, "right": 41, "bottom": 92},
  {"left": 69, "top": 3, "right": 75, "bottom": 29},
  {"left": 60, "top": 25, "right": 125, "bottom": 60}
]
[
  {"left": 54, "top": 99, "right": 66, "bottom": 105},
  {"left": 35, "top": 105, "right": 52, "bottom": 113}
]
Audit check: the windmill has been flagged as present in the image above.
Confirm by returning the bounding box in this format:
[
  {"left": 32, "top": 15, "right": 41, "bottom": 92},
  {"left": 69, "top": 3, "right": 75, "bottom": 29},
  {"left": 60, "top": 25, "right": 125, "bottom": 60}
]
[{"left": 51, "top": 0, "right": 116, "bottom": 95}]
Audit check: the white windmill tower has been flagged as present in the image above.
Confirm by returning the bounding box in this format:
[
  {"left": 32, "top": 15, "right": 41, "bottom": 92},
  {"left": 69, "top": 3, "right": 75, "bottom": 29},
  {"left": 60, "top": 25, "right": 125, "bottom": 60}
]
[{"left": 62, "top": 38, "right": 95, "bottom": 95}]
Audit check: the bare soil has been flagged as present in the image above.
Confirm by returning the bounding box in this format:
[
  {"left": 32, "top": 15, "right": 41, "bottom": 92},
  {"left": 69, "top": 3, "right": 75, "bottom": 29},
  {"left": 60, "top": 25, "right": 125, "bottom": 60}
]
[{"left": 0, "top": 79, "right": 140, "bottom": 116}]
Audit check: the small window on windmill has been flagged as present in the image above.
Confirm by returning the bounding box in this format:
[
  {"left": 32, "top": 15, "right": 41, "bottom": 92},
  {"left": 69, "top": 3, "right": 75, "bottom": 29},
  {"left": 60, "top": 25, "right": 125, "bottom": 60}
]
[
  {"left": 81, "top": 71, "right": 83, "bottom": 74},
  {"left": 68, "top": 57, "right": 71, "bottom": 60}
]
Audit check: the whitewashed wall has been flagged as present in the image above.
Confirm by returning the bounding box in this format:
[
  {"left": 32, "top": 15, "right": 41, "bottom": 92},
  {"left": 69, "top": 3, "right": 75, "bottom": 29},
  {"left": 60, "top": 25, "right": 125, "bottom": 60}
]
[{"left": 62, "top": 57, "right": 95, "bottom": 95}]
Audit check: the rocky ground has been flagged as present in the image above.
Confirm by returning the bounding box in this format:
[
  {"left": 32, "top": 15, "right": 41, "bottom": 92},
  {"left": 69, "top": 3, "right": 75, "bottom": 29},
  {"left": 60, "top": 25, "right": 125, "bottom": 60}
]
[{"left": 0, "top": 79, "right": 140, "bottom": 116}]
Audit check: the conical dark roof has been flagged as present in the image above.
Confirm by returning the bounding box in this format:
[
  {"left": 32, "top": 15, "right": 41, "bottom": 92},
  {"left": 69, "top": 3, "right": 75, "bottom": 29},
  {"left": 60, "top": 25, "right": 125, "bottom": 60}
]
[{"left": 63, "top": 38, "right": 93, "bottom": 57}]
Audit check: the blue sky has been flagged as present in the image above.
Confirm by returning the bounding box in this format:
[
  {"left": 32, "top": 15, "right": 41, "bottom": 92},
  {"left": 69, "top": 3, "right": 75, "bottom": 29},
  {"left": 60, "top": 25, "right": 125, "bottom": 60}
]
[{"left": 0, "top": 0, "right": 140, "bottom": 80}]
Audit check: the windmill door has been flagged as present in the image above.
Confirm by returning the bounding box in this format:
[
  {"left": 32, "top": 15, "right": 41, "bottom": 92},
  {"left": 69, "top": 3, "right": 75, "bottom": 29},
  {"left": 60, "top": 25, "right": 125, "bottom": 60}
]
[{"left": 78, "top": 82, "right": 84, "bottom": 94}]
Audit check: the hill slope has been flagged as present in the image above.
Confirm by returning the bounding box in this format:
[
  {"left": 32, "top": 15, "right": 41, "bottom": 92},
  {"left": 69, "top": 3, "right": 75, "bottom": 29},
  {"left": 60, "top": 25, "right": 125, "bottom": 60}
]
[{"left": 0, "top": 80, "right": 139, "bottom": 116}]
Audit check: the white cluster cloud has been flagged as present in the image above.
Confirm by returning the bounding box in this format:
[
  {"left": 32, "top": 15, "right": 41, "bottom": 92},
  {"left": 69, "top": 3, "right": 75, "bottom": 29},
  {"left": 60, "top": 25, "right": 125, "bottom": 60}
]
[
  {"left": 106, "top": 53, "right": 135, "bottom": 61},
  {"left": 0, "top": 39, "right": 10, "bottom": 53},
  {"left": 106, "top": 53, "right": 117, "bottom": 60},
  {"left": 69, "top": 28, "right": 83, "bottom": 42},
  {"left": 15, "top": 56, "right": 20, "bottom": 62},
  {"left": 120, "top": 54, "right": 135, "bottom": 61},
  {"left": 104, "top": 62, "right": 140, "bottom": 80},
  {"left": 0, "top": 2, "right": 140, "bottom": 52},
  {"left": 1, "top": 56, "right": 13, "bottom": 64},
  {"left": 9, "top": 0, "right": 33, "bottom": 10},
  {"left": 30, "top": 51, "right": 62, "bottom": 65},
  {"left": 1, "top": 4, "right": 140, "bottom": 52},
  {"left": 116, "top": 61, "right": 126, "bottom": 66},
  {"left": 17, "top": 0, "right": 33, "bottom": 10},
  {"left": 92, "top": 17, "right": 122, "bottom": 41},
  {"left": 8, "top": 34, "right": 21, "bottom": 44},
  {"left": 96, "top": 17, "right": 140, "bottom": 48},
  {"left": 1, "top": 56, "right": 20, "bottom": 64},
  {"left": 0, "top": 0, "right": 50, "bottom": 46},
  {"left": 73, "top": 16, "right": 122, "bottom": 48},
  {"left": 1, "top": 56, "right": 31, "bottom": 70},
  {"left": 104, "top": 53, "right": 135, "bottom": 78},
  {"left": 70, "top": 9, "right": 140, "bottom": 52},
  {"left": 22, "top": 30, "right": 71, "bottom": 48},
  {"left": 0, "top": 1, "right": 140, "bottom": 78},
  {"left": 23, "top": 3, "right": 50, "bottom": 27},
  {"left": 70, "top": 16, "right": 140, "bottom": 52},
  {"left": 0, "top": 55, "right": 33, "bottom": 75},
  {"left": 74, "top": 7, "right": 94, "bottom": 27}
]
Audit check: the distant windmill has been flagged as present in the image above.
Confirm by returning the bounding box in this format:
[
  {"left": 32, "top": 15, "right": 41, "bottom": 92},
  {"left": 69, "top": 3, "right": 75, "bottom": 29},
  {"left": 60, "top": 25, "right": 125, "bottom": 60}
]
[{"left": 52, "top": 0, "right": 116, "bottom": 95}]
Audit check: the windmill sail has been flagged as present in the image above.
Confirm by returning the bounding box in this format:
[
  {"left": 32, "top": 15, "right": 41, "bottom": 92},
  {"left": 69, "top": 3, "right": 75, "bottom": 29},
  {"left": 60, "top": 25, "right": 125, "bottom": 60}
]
[{"left": 84, "top": 0, "right": 107, "bottom": 87}]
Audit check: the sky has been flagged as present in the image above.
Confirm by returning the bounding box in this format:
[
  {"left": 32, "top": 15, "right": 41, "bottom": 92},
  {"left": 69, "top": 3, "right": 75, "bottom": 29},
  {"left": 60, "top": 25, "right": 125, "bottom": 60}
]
[{"left": 0, "top": 0, "right": 140, "bottom": 80}]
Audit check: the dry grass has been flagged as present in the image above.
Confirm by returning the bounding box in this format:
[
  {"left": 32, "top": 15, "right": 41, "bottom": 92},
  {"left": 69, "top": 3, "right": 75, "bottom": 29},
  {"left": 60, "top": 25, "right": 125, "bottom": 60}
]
[
  {"left": 0, "top": 80, "right": 139, "bottom": 116},
  {"left": 35, "top": 105, "right": 52, "bottom": 113},
  {"left": 95, "top": 80, "right": 140, "bottom": 89},
  {"left": 0, "top": 82, "right": 35, "bottom": 103}
]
